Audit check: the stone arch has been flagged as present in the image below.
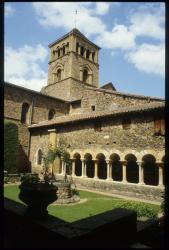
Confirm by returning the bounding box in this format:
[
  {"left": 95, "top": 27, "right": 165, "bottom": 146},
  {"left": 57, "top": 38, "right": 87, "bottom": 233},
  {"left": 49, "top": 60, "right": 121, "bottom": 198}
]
[
  {"left": 52, "top": 63, "right": 64, "bottom": 83},
  {"left": 84, "top": 153, "right": 94, "bottom": 178},
  {"left": 110, "top": 153, "right": 122, "bottom": 181},
  {"left": 125, "top": 154, "right": 139, "bottom": 183},
  {"left": 73, "top": 152, "right": 82, "bottom": 176},
  {"left": 80, "top": 64, "right": 93, "bottom": 84},
  {"left": 96, "top": 153, "right": 107, "bottom": 179},
  {"left": 121, "top": 150, "right": 140, "bottom": 161},
  {"left": 21, "top": 102, "right": 30, "bottom": 124},
  {"left": 142, "top": 154, "right": 158, "bottom": 186}
]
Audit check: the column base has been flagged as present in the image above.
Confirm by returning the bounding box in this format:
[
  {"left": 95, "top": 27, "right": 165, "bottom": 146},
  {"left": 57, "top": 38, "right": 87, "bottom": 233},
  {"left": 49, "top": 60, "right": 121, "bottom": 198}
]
[{"left": 106, "top": 178, "right": 112, "bottom": 181}]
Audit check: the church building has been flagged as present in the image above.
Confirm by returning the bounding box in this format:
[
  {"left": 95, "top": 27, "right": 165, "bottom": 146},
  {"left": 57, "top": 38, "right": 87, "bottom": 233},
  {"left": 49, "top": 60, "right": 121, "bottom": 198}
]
[{"left": 4, "top": 29, "right": 165, "bottom": 201}]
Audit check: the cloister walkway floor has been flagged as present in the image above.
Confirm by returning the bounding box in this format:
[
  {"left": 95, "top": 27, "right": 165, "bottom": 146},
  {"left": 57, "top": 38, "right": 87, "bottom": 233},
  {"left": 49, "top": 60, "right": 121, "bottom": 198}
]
[{"left": 77, "top": 187, "right": 161, "bottom": 205}]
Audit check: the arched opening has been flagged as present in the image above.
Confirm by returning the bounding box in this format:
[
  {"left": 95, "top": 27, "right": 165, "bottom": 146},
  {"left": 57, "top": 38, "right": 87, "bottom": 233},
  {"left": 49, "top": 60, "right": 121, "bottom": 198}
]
[
  {"left": 48, "top": 109, "right": 55, "bottom": 120},
  {"left": 80, "top": 46, "right": 84, "bottom": 56},
  {"left": 110, "top": 154, "right": 122, "bottom": 181},
  {"left": 96, "top": 153, "right": 107, "bottom": 179},
  {"left": 84, "top": 153, "right": 94, "bottom": 178},
  {"left": 125, "top": 154, "right": 138, "bottom": 183},
  {"left": 86, "top": 49, "right": 90, "bottom": 59},
  {"left": 57, "top": 68, "right": 62, "bottom": 81},
  {"left": 83, "top": 69, "right": 88, "bottom": 83},
  {"left": 142, "top": 154, "right": 158, "bottom": 186},
  {"left": 37, "top": 149, "right": 43, "bottom": 165},
  {"left": 73, "top": 153, "right": 82, "bottom": 176},
  {"left": 21, "top": 103, "right": 30, "bottom": 124},
  {"left": 63, "top": 46, "right": 65, "bottom": 55}
]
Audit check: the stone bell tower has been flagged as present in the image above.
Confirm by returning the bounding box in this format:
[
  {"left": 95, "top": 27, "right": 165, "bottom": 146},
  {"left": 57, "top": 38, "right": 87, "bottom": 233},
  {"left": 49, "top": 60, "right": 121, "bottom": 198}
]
[{"left": 41, "top": 28, "right": 100, "bottom": 101}]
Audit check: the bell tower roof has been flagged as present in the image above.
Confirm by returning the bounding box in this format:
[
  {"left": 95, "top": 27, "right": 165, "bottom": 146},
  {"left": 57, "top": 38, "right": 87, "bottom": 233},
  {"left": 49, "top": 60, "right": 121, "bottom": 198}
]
[{"left": 48, "top": 28, "right": 101, "bottom": 50}]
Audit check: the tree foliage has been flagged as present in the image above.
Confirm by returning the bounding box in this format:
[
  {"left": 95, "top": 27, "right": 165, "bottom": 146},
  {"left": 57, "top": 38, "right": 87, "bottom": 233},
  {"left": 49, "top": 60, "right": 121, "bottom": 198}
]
[{"left": 4, "top": 120, "right": 19, "bottom": 173}]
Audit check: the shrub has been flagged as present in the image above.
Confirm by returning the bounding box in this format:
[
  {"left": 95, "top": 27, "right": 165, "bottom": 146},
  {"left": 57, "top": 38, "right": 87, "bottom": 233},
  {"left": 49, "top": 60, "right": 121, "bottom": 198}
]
[{"left": 4, "top": 120, "right": 19, "bottom": 173}]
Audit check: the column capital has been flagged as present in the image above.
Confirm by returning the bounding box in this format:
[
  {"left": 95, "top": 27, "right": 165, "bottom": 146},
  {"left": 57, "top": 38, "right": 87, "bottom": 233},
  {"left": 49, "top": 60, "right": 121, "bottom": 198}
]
[
  {"left": 121, "top": 160, "right": 127, "bottom": 165},
  {"left": 156, "top": 162, "right": 164, "bottom": 167},
  {"left": 137, "top": 161, "right": 143, "bottom": 165}
]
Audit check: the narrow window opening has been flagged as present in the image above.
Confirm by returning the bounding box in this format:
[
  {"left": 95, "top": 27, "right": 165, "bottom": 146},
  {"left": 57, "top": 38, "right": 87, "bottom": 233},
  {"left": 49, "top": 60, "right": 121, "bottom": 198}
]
[
  {"left": 91, "top": 105, "right": 95, "bottom": 111},
  {"left": 48, "top": 109, "right": 55, "bottom": 120},
  {"left": 122, "top": 117, "right": 131, "bottom": 129}
]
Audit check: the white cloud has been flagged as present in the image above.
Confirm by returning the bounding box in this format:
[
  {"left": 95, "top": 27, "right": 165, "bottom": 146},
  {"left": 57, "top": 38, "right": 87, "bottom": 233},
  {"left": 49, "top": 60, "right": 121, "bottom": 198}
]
[
  {"left": 5, "top": 4, "right": 15, "bottom": 17},
  {"left": 129, "top": 13, "right": 165, "bottom": 41},
  {"left": 32, "top": 2, "right": 106, "bottom": 36},
  {"left": 5, "top": 44, "right": 48, "bottom": 91},
  {"left": 126, "top": 43, "right": 165, "bottom": 77},
  {"left": 95, "top": 2, "right": 110, "bottom": 15},
  {"left": 95, "top": 25, "right": 136, "bottom": 50}
]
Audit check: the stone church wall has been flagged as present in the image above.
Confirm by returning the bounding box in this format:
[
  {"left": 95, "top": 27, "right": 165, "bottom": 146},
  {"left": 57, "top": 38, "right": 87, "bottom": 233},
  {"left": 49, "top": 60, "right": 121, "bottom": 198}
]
[
  {"left": 4, "top": 84, "right": 68, "bottom": 172},
  {"left": 81, "top": 88, "right": 163, "bottom": 113},
  {"left": 29, "top": 112, "right": 164, "bottom": 169}
]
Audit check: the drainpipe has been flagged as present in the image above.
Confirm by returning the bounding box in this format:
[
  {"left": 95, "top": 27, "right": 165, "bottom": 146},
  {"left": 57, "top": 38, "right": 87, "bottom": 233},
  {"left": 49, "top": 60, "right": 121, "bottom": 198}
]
[{"left": 27, "top": 95, "right": 35, "bottom": 161}]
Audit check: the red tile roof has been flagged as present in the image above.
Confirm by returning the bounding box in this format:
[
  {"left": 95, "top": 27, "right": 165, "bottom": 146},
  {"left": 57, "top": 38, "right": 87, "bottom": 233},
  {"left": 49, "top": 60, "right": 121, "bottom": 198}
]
[{"left": 29, "top": 102, "right": 164, "bottom": 129}]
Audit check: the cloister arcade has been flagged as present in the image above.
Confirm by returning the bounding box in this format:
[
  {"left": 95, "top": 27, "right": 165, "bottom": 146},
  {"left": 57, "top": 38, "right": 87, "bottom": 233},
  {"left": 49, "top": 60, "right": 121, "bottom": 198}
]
[{"left": 56, "top": 150, "right": 165, "bottom": 188}]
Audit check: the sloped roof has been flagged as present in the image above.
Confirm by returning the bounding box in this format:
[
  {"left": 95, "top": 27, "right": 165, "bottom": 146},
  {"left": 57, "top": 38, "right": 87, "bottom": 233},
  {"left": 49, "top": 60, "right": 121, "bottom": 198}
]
[
  {"left": 48, "top": 28, "right": 100, "bottom": 49},
  {"left": 100, "top": 82, "right": 116, "bottom": 91},
  {"left": 29, "top": 102, "right": 164, "bottom": 129},
  {"left": 5, "top": 82, "right": 69, "bottom": 103}
]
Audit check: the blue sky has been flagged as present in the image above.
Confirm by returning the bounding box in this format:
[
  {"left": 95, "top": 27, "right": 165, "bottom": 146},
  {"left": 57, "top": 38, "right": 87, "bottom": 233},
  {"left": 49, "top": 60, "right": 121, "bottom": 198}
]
[{"left": 5, "top": 2, "right": 165, "bottom": 98}]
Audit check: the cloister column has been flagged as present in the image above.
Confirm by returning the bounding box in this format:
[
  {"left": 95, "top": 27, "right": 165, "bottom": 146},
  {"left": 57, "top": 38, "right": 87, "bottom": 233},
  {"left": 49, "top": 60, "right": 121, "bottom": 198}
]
[
  {"left": 94, "top": 160, "right": 98, "bottom": 179},
  {"left": 137, "top": 161, "right": 144, "bottom": 185},
  {"left": 106, "top": 160, "right": 112, "bottom": 181},
  {"left": 157, "top": 162, "right": 164, "bottom": 187},
  {"left": 71, "top": 159, "right": 76, "bottom": 177},
  {"left": 81, "top": 159, "right": 86, "bottom": 178},
  {"left": 121, "top": 161, "right": 127, "bottom": 183},
  {"left": 61, "top": 157, "right": 65, "bottom": 175}
]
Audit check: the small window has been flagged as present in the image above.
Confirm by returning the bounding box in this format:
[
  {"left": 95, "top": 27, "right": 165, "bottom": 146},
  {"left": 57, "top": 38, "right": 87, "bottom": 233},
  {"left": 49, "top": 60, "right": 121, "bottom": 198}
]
[
  {"left": 48, "top": 109, "right": 55, "bottom": 120},
  {"left": 81, "top": 46, "right": 84, "bottom": 56},
  {"left": 37, "top": 149, "right": 43, "bottom": 165},
  {"left": 94, "top": 122, "right": 102, "bottom": 132},
  {"left": 83, "top": 69, "right": 88, "bottom": 83},
  {"left": 58, "top": 49, "right": 60, "bottom": 57},
  {"left": 122, "top": 118, "right": 131, "bottom": 129},
  {"left": 57, "top": 68, "right": 61, "bottom": 81},
  {"left": 91, "top": 105, "right": 95, "bottom": 111},
  {"left": 154, "top": 118, "right": 165, "bottom": 136},
  {"left": 21, "top": 103, "right": 30, "bottom": 124}
]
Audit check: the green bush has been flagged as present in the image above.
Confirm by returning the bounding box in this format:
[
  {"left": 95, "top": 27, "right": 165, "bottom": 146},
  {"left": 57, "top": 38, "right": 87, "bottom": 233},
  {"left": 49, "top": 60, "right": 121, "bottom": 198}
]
[
  {"left": 4, "top": 120, "right": 19, "bottom": 173},
  {"left": 118, "top": 201, "right": 159, "bottom": 219}
]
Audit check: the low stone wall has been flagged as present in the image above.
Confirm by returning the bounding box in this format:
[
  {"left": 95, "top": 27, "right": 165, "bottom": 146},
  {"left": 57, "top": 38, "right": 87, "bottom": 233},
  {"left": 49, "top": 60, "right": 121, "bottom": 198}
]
[
  {"left": 4, "top": 198, "right": 137, "bottom": 248},
  {"left": 4, "top": 174, "right": 20, "bottom": 184},
  {"left": 55, "top": 174, "right": 164, "bottom": 202}
]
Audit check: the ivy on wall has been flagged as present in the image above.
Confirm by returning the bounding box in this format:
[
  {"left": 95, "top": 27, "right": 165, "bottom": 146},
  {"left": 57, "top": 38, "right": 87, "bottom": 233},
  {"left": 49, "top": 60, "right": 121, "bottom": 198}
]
[{"left": 4, "top": 119, "right": 19, "bottom": 173}]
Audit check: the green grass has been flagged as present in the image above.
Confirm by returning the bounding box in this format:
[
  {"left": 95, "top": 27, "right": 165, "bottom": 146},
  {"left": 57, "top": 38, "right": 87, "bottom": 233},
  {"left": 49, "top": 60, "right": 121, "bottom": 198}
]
[{"left": 4, "top": 185, "right": 161, "bottom": 222}]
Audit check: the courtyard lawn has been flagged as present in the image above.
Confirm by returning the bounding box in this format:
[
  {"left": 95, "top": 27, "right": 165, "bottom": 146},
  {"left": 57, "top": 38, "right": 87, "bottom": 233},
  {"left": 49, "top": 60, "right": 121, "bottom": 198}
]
[{"left": 4, "top": 185, "right": 161, "bottom": 223}]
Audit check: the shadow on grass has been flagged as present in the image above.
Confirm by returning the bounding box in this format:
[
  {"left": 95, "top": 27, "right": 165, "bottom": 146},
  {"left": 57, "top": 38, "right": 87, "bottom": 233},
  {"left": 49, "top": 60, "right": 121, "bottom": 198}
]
[{"left": 4, "top": 197, "right": 137, "bottom": 248}]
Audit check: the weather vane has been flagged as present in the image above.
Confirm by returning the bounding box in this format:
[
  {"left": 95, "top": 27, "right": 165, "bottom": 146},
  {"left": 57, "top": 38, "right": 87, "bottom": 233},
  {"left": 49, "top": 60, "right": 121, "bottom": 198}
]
[{"left": 75, "top": 9, "right": 77, "bottom": 28}]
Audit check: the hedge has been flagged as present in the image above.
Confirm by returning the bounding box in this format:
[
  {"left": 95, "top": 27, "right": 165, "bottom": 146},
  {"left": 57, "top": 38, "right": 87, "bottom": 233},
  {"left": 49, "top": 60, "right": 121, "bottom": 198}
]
[{"left": 4, "top": 120, "right": 19, "bottom": 173}]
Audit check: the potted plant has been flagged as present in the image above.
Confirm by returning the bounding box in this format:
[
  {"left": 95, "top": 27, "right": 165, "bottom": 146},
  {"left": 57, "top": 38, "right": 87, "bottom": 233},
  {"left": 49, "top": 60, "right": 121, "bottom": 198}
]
[{"left": 19, "top": 172, "right": 58, "bottom": 218}]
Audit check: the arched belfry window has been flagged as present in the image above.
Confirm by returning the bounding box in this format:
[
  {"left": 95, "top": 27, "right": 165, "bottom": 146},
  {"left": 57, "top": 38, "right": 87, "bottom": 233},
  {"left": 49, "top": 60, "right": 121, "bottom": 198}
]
[
  {"left": 83, "top": 69, "right": 88, "bottom": 83},
  {"left": 37, "top": 149, "right": 43, "bottom": 165},
  {"left": 48, "top": 109, "right": 55, "bottom": 120},
  {"left": 57, "top": 68, "right": 61, "bottom": 81},
  {"left": 21, "top": 103, "right": 30, "bottom": 124}
]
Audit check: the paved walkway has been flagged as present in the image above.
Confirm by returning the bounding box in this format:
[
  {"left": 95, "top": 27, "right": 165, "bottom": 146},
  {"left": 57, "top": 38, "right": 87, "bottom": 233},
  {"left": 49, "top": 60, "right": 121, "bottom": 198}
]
[{"left": 77, "top": 187, "right": 161, "bottom": 205}]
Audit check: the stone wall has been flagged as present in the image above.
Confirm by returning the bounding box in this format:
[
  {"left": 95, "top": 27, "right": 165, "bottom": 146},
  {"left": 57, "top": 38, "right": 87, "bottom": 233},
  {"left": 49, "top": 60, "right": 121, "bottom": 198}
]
[
  {"left": 29, "top": 111, "right": 164, "bottom": 172},
  {"left": 81, "top": 87, "right": 163, "bottom": 113},
  {"left": 4, "top": 83, "right": 68, "bottom": 171}
]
